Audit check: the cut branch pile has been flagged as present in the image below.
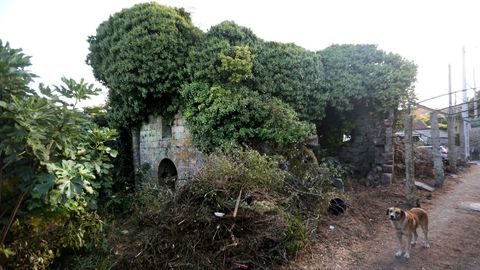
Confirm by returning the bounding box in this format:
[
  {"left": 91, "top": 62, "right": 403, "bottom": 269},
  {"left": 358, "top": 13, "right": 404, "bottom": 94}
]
[
  {"left": 117, "top": 148, "right": 334, "bottom": 270},
  {"left": 394, "top": 139, "right": 434, "bottom": 179},
  {"left": 125, "top": 183, "right": 289, "bottom": 269}
]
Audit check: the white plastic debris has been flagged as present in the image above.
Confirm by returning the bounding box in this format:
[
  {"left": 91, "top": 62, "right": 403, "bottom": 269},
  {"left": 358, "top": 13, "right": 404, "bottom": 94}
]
[
  {"left": 214, "top": 212, "right": 225, "bottom": 217},
  {"left": 329, "top": 225, "right": 335, "bottom": 230}
]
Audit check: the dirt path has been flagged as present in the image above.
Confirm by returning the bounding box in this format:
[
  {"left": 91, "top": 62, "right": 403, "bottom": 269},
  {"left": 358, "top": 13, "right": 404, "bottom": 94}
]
[
  {"left": 358, "top": 164, "right": 480, "bottom": 270},
  {"left": 287, "top": 164, "right": 480, "bottom": 269}
]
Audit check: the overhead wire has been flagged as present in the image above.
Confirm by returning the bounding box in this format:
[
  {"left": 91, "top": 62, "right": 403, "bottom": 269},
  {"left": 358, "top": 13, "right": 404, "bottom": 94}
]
[{"left": 416, "top": 87, "right": 478, "bottom": 104}]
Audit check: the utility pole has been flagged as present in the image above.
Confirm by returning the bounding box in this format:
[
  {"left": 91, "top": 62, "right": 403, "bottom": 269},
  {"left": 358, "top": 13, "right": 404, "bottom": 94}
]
[
  {"left": 448, "top": 64, "right": 457, "bottom": 172},
  {"left": 462, "top": 46, "right": 470, "bottom": 160}
]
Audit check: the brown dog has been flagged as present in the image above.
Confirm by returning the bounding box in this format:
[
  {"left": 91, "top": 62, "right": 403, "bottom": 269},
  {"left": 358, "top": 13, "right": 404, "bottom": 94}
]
[{"left": 386, "top": 206, "right": 430, "bottom": 258}]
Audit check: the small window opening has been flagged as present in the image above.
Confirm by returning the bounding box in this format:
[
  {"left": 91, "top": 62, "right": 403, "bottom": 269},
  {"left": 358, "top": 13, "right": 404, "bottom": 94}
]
[{"left": 162, "top": 119, "right": 172, "bottom": 139}]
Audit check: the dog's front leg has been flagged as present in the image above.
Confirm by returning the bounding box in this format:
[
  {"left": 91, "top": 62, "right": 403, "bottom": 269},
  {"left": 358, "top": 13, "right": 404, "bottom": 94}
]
[
  {"left": 395, "top": 231, "right": 403, "bottom": 257},
  {"left": 411, "top": 230, "right": 418, "bottom": 246},
  {"left": 404, "top": 233, "right": 412, "bottom": 259}
]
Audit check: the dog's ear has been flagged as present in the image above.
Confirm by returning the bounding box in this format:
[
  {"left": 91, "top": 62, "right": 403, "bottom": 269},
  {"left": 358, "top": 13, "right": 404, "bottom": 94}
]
[{"left": 386, "top": 208, "right": 389, "bottom": 215}]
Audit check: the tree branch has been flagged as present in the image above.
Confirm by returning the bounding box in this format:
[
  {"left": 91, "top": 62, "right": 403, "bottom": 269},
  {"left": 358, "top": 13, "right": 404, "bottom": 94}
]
[{"left": 0, "top": 191, "right": 26, "bottom": 245}]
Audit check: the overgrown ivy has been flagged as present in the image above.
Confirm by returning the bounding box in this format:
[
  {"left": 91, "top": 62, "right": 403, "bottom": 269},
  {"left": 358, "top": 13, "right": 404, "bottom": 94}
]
[
  {"left": 252, "top": 41, "right": 327, "bottom": 122},
  {"left": 316, "top": 44, "right": 417, "bottom": 150},
  {"left": 87, "top": 3, "right": 417, "bottom": 154},
  {"left": 320, "top": 44, "right": 416, "bottom": 113},
  {"left": 181, "top": 83, "right": 314, "bottom": 152},
  {"left": 87, "top": 3, "right": 201, "bottom": 129}
]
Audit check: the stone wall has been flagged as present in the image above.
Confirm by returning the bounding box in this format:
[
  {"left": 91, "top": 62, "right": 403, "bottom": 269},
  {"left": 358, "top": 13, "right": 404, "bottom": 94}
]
[
  {"left": 339, "top": 106, "right": 393, "bottom": 185},
  {"left": 470, "top": 127, "right": 480, "bottom": 160},
  {"left": 338, "top": 114, "right": 377, "bottom": 176},
  {"left": 132, "top": 113, "right": 203, "bottom": 189}
]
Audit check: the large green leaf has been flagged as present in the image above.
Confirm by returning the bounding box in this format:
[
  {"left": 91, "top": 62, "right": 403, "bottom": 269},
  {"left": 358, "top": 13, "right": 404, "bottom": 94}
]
[{"left": 31, "top": 174, "right": 55, "bottom": 198}]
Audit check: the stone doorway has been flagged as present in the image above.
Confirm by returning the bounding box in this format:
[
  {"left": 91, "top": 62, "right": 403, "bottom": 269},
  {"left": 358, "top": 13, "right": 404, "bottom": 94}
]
[{"left": 158, "top": 158, "right": 178, "bottom": 190}]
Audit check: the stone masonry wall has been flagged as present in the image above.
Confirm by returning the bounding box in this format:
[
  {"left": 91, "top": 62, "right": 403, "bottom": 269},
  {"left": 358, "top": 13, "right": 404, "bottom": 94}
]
[
  {"left": 339, "top": 112, "right": 378, "bottom": 176},
  {"left": 470, "top": 127, "right": 480, "bottom": 159},
  {"left": 134, "top": 113, "right": 203, "bottom": 188},
  {"left": 338, "top": 106, "right": 393, "bottom": 185}
]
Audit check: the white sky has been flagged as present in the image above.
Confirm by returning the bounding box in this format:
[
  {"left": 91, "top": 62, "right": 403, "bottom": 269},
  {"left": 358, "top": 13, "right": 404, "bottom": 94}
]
[{"left": 1, "top": 0, "right": 480, "bottom": 109}]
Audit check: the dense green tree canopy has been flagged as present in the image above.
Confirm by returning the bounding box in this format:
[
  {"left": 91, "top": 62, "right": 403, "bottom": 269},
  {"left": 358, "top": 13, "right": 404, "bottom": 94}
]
[
  {"left": 207, "top": 21, "right": 260, "bottom": 46},
  {"left": 185, "top": 21, "right": 261, "bottom": 87},
  {"left": 88, "top": 3, "right": 417, "bottom": 153},
  {"left": 320, "top": 44, "right": 416, "bottom": 112},
  {"left": 187, "top": 22, "right": 327, "bottom": 123},
  {"left": 181, "top": 21, "right": 315, "bottom": 151},
  {"left": 252, "top": 42, "right": 326, "bottom": 122},
  {"left": 317, "top": 44, "right": 417, "bottom": 149},
  {"left": 87, "top": 3, "right": 201, "bottom": 128}
]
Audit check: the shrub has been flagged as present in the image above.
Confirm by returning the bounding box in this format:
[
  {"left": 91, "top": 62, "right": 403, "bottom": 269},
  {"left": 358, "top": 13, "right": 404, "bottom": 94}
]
[
  {"left": 0, "top": 41, "right": 117, "bottom": 269},
  {"left": 1, "top": 203, "right": 104, "bottom": 269},
  {"left": 279, "top": 146, "right": 340, "bottom": 215}
]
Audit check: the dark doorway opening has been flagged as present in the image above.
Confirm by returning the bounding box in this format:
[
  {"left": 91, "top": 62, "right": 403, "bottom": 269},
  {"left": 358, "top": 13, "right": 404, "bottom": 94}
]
[{"left": 158, "top": 159, "right": 178, "bottom": 190}]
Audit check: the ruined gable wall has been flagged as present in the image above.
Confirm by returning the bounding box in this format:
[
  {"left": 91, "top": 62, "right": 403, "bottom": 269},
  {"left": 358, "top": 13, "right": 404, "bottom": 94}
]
[
  {"left": 338, "top": 106, "right": 393, "bottom": 185},
  {"left": 133, "top": 113, "right": 203, "bottom": 188}
]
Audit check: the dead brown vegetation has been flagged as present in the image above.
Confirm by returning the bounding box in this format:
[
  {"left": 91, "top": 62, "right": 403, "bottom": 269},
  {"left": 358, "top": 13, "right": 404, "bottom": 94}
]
[
  {"left": 394, "top": 139, "right": 435, "bottom": 179},
  {"left": 112, "top": 148, "right": 338, "bottom": 270}
]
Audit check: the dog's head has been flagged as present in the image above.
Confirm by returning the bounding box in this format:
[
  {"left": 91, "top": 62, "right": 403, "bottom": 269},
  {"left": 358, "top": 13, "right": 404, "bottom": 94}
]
[{"left": 386, "top": 207, "right": 404, "bottom": 221}]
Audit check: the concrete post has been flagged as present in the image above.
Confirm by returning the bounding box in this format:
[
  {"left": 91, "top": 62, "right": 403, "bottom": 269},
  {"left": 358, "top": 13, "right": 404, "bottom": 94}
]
[
  {"left": 404, "top": 108, "right": 417, "bottom": 207},
  {"left": 385, "top": 109, "right": 394, "bottom": 154},
  {"left": 459, "top": 114, "right": 466, "bottom": 163},
  {"left": 430, "top": 111, "right": 445, "bottom": 187},
  {"left": 447, "top": 65, "right": 457, "bottom": 172}
]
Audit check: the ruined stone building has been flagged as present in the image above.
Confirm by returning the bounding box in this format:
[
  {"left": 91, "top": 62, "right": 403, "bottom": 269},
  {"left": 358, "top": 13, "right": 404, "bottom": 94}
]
[
  {"left": 471, "top": 126, "right": 480, "bottom": 159},
  {"left": 131, "top": 107, "right": 396, "bottom": 188},
  {"left": 338, "top": 107, "right": 395, "bottom": 185},
  {"left": 131, "top": 113, "right": 203, "bottom": 189}
]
